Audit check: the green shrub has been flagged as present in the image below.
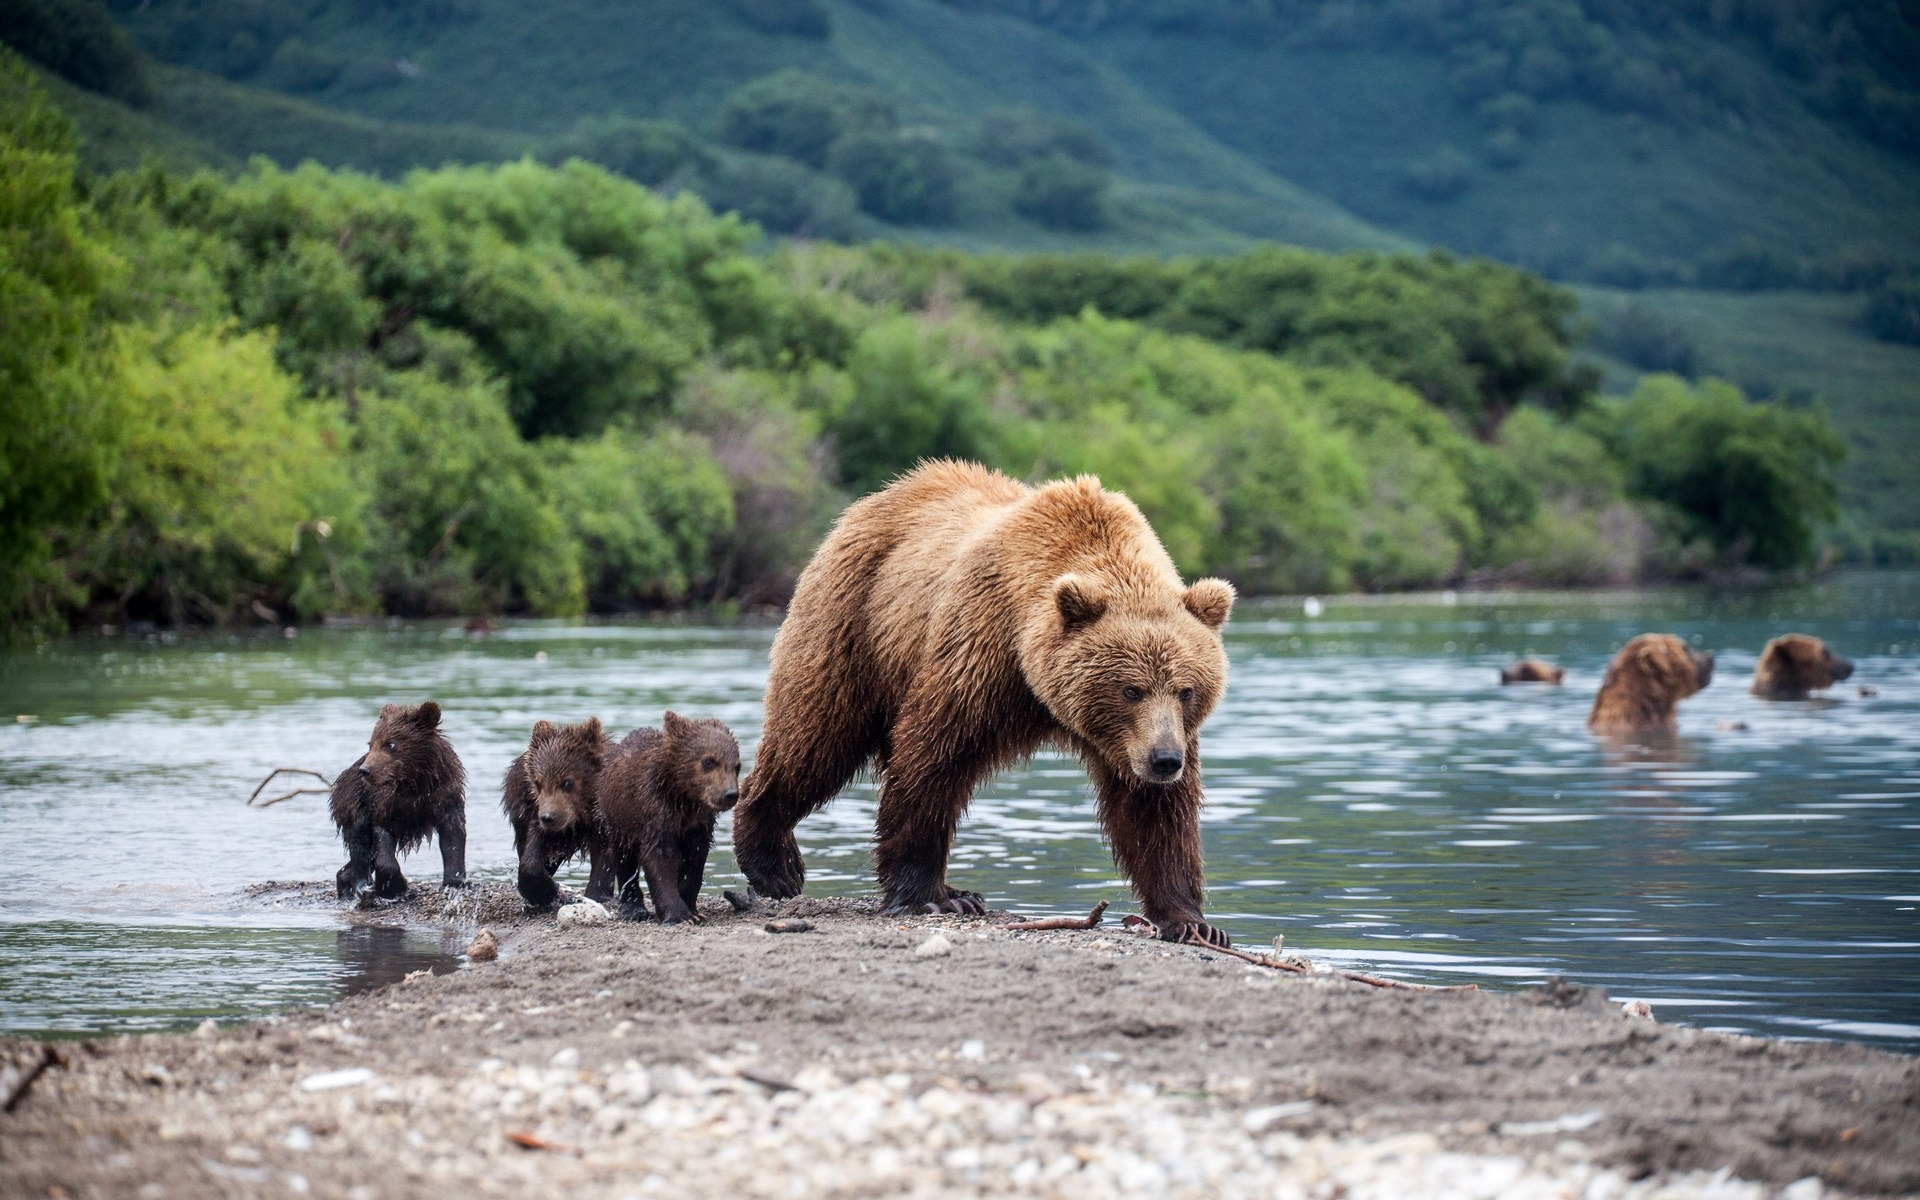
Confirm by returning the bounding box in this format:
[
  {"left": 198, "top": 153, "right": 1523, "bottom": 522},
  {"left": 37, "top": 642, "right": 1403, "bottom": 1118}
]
[
  {"left": 969, "top": 107, "right": 1111, "bottom": 168},
  {"left": 543, "top": 425, "right": 735, "bottom": 608},
  {"left": 1014, "top": 152, "right": 1109, "bottom": 232},
  {"left": 71, "top": 323, "right": 354, "bottom": 623},
  {"left": 0, "top": 0, "right": 152, "bottom": 106},
  {"left": 352, "top": 371, "right": 583, "bottom": 616},
  {"left": 717, "top": 70, "right": 893, "bottom": 169},
  {"left": 828, "top": 315, "right": 999, "bottom": 495},
  {"left": 551, "top": 116, "right": 713, "bottom": 187},
  {"left": 827, "top": 130, "right": 957, "bottom": 225},
  {"left": 1600, "top": 375, "right": 1845, "bottom": 570}
]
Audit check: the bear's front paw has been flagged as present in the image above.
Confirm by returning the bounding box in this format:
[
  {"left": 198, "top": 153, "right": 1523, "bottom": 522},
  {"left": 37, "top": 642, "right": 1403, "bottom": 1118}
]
[
  {"left": 1160, "top": 919, "right": 1229, "bottom": 948},
  {"left": 657, "top": 906, "right": 698, "bottom": 926},
  {"left": 883, "top": 885, "right": 987, "bottom": 916},
  {"left": 516, "top": 869, "right": 559, "bottom": 910},
  {"left": 336, "top": 866, "right": 370, "bottom": 900},
  {"left": 616, "top": 895, "right": 650, "bottom": 922},
  {"left": 373, "top": 867, "right": 408, "bottom": 901},
  {"left": 441, "top": 873, "right": 468, "bottom": 889}
]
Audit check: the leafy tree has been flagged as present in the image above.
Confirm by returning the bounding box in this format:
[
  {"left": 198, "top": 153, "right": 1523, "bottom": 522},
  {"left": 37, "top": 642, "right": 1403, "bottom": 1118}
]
[
  {"left": 827, "top": 130, "right": 956, "bottom": 225},
  {"left": 0, "top": 0, "right": 152, "bottom": 106},
  {"left": 543, "top": 425, "right": 735, "bottom": 608},
  {"left": 0, "top": 52, "right": 124, "bottom": 631},
  {"left": 1014, "top": 152, "right": 1109, "bottom": 232},
  {"left": 69, "top": 323, "right": 354, "bottom": 624},
  {"left": 717, "top": 69, "right": 893, "bottom": 169},
  {"left": 1601, "top": 376, "right": 1845, "bottom": 570},
  {"left": 970, "top": 106, "right": 1112, "bottom": 168},
  {"left": 827, "top": 316, "right": 998, "bottom": 495}
]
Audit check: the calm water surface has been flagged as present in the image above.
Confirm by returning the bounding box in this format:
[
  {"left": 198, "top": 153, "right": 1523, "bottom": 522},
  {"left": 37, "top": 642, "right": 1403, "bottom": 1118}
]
[{"left": 2, "top": 574, "right": 1916, "bottom": 1050}]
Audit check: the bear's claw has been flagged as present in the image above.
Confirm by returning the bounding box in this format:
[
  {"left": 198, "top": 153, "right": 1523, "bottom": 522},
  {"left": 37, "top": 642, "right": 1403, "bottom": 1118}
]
[
  {"left": 1163, "top": 920, "right": 1230, "bottom": 948},
  {"left": 883, "top": 887, "right": 987, "bottom": 916}
]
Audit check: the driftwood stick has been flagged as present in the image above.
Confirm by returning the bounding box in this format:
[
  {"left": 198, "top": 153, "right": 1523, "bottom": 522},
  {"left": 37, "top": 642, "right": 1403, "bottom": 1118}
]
[
  {"left": 3, "top": 1046, "right": 65, "bottom": 1113},
  {"left": 1000, "top": 901, "right": 1108, "bottom": 932},
  {"left": 1176, "top": 931, "right": 1478, "bottom": 993},
  {"left": 246, "top": 767, "right": 333, "bottom": 807}
]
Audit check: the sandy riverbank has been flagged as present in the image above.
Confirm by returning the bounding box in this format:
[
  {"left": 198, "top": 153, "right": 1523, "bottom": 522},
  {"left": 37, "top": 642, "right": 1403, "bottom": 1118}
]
[{"left": 2, "top": 884, "right": 1914, "bottom": 1199}]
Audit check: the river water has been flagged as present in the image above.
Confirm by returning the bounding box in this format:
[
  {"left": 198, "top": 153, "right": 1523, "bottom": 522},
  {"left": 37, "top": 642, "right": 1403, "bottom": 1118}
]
[{"left": 2, "top": 574, "right": 1916, "bottom": 1051}]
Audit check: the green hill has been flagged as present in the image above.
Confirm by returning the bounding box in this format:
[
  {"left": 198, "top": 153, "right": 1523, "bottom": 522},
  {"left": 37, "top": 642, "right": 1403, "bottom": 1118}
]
[{"left": 6, "top": 0, "right": 1918, "bottom": 555}]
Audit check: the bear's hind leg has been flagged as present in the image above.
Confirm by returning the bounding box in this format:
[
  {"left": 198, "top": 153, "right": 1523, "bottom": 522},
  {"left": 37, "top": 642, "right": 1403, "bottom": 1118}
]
[
  {"left": 583, "top": 838, "right": 615, "bottom": 905},
  {"left": 676, "top": 826, "right": 713, "bottom": 921}
]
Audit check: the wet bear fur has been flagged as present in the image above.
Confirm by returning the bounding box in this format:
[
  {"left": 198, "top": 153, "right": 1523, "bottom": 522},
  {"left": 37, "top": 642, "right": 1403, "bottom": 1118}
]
[
  {"left": 596, "top": 712, "right": 742, "bottom": 924},
  {"left": 331, "top": 701, "right": 467, "bottom": 900},
  {"left": 501, "top": 718, "right": 615, "bottom": 908},
  {"left": 1751, "top": 634, "right": 1854, "bottom": 700},
  {"left": 732, "top": 460, "right": 1237, "bottom": 947},
  {"left": 1500, "top": 659, "right": 1565, "bottom": 685},
  {"left": 1588, "top": 634, "right": 1715, "bottom": 734}
]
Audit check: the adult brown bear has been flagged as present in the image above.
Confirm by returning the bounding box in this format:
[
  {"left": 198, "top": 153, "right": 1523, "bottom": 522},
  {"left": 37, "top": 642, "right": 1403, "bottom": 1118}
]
[
  {"left": 732, "top": 461, "right": 1237, "bottom": 946},
  {"left": 1587, "top": 634, "right": 1715, "bottom": 734},
  {"left": 1751, "top": 634, "right": 1854, "bottom": 700},
  {"left": 1500, "top": 659, "right": 1565, "bottom": 685}
]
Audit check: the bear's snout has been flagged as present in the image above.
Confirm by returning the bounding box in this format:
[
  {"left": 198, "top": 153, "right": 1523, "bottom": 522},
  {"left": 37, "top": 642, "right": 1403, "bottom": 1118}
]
[
  {"left": 1692, "top": 649, "right": 1715, "bottom": 687},
  {"left": 719, "top": 787, "right": 740, "bottom": 811},
  {"left": 538, "top": 809, "right": 560, "bottom": 828},
  {"left": 1831, "top": 655, "right": 1854, "bottom": 682},
  {"left": 1147, "top": 746, "right": 1184, "bottom": 780}
]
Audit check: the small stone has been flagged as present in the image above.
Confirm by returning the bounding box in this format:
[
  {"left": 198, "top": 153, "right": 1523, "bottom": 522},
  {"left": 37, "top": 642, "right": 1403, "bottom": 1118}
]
[
  {"left": 194, "top": 1019, "right": 219, "bottom": 1038},
  {"left": 1242, "top": 1101, "right": 1315, "bottom": 1134},
  {"left": 549, "top": 1047, "right": 580, "bottom": 1070},
  {"left": 915, "top": 933, "right": 953, "bottom": 959},
  {"left": 299, "top": 1067, "right": 375, "bottom": 1092},
  {"left": 958, "top": 1039, "right": 986, "bottom": 1062},
  {"left": 1620, "top": 999, "right": 1655, "bottom": 1022},
  {"left": 556, "top": 900, "right": 611, "bottom": 929},
  {"left": 465, "top": 928, "right": 498, "bottom": 962},
  {"left": 765, "top": 918, "right": 813, "bottom": 933},
  {"left": 284, "top": 1126, "right": 314, "bottom": 1152},
  {"left": 1781, "top": 1178, "right": 1824, "bottom": 1200}
]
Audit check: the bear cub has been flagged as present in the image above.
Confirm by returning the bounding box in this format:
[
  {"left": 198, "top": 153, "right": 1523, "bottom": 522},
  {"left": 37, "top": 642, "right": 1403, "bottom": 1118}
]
[
  {"left": 597, "top": 712, "right": 741, "bottom": 924},
  {"left": 332, "top": 701, "right": 467, "bottom": 900},
  {"left": 501, "top": 718, "right": 615, "bottom": 908},
  {"left": 1500, "top": 659, "right": 1565, "bottom": 685}
]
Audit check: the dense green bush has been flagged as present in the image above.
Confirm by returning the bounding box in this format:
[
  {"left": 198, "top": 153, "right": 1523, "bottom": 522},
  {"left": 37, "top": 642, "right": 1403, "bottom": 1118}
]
[
  {"left": 970, "top": 107, "right": 1111, "bottom": 169},
  {"left": 1600, "top": 376, "right": 1846, "bottom": 571},
  {"left": 0, "top": 60, "right": 1859, "bottom": 638},
  {"left": 828, "top": 130, "right": 956, "bottom": 225},
  {"left": 1014, "top": 153, "right": 1109, "bottom": 232},
  {"left": 717, "top": 70, "right": 893, "bottom": 169},
  {"left": 0, "top": 0, "right": 151, "bottom": 105}
]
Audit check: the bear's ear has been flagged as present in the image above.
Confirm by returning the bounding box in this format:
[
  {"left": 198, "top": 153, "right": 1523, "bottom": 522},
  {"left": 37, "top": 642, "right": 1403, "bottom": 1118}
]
[
  {"left": 529, "top": 720, "right": 558, "bottom": 748},
  {"left": 413, "top": 700, "right": 442, "bottom": 729},
  {"left": 1183, "top": 578, "right": 1235, "bottom": 631},
  {"left": 1053, "top": 574, "right": 1107, "bottom": 632},
  {"left": 662, "top": 710, "right": 692, "bottom": 739}
]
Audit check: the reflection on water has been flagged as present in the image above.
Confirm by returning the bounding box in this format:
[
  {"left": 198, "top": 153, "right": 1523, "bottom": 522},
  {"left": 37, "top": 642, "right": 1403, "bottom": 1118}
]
[{"left": 1, "top": 575, "right": 1916, "bottom": 1049}]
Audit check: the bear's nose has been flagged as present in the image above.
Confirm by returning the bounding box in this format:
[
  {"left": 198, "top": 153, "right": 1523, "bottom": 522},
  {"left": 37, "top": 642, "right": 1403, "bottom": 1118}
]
[
  {"left": 538, "top": 810, "right": 558, "bottom": 828},
  {"left": 1695, "top": 650, "right": 1715, "bottom": 685},
  {"left": 1833, "top": 656, "right": 1855, "bottom": 681},
  {"left": 356, "top": 763, "right": 371, "bottom": 778},
  {"left": 1148, "top": 747, "right": 1183, "bottom": 779},
  {"left": 721, "top": 788, "right": 740, "bottom": 809}
]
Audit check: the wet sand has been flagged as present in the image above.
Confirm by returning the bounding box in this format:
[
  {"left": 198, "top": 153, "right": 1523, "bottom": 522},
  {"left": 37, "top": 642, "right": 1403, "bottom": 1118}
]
[{"left": 2, "top": 883, "right": 1914, "bottom": 1199}]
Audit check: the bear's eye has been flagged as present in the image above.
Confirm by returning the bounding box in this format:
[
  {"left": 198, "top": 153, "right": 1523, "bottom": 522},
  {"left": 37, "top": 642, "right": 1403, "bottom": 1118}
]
[
  {"left": 383, "top": 740, "right": 395, "bottom": 752},
  {"left": 1179, "top": 688, "right": 1194, "bottom": 704},
  {"left": 561, "top": 779, "right": 574, "bottom": 792},
  {"left": 1122, "top": 686, "right": 1144, "bottom": 703},
  {"left": 702, "top": 757, "right": 718, "bottom": 772}
]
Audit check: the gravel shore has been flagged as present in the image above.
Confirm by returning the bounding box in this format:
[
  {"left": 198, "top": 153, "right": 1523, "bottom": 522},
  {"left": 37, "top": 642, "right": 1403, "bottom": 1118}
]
[{"left": 2, "top": 884, "right": 1914, "bottom": 1199}]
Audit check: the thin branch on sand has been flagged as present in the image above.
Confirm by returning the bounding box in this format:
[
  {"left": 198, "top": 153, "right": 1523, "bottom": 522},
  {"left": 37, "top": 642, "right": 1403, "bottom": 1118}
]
[
  {"left": 3, "top": 1046, "right": 66, "bottom": 1114},
  {"left": 1181, "top": 935, "right": 1477, "bottom": 993},
  {"left": 246, "top": 767, "right": 334, "bottom": 807},
  {"left": 1000, "top": 901, "right": 1109, "bottom": 932}
]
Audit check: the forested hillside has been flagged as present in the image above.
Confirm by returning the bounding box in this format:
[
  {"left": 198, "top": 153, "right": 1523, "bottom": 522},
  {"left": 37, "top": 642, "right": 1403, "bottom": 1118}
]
[{"left": 2, "top": 55, "right": 1847, "bottom": 636}]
